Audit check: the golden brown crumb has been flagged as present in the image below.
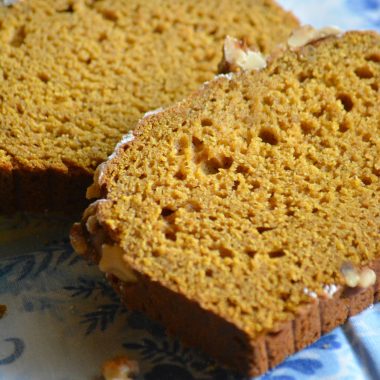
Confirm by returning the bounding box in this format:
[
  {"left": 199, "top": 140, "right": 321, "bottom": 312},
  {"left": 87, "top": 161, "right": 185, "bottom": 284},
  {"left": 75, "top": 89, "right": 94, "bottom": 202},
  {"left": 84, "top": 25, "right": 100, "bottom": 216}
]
[{"left": 0, "top": 0, "right": 298, "bottom": 212}]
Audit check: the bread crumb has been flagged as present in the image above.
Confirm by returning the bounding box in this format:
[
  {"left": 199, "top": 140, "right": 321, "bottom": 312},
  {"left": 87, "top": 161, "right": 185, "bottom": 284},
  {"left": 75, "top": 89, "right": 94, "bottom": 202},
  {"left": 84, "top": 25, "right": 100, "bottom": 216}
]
[
  {"left": 0, "top": 305, "right": 6, "bottom": 318},
  {"left": 102, "top": 356, "right": 139, "bottom": 380}
]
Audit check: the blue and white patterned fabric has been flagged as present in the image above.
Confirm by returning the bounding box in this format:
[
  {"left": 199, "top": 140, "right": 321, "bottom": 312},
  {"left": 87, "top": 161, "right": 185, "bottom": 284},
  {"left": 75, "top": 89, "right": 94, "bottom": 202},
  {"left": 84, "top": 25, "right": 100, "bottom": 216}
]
[{"left": 1, "top": 1, "right": 380, "bottom": 379}]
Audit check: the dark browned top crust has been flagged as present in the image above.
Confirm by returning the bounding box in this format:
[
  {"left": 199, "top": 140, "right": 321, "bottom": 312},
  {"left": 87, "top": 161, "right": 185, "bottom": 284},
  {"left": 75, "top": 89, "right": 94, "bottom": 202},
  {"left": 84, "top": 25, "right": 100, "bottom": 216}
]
[
  {"left": 0, "top": 0, "right": 298, "bottom": 212},
  {"left": 71, "top": 31, "right": 380, "bottom": 375}
]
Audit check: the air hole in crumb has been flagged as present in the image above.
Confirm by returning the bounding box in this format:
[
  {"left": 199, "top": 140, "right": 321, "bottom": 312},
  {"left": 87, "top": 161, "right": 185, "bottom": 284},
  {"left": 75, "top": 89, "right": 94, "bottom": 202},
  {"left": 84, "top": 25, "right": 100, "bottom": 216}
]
[
  {"left": 339, "top": 120, "right": 350, "bottom": 133},
  {"left": 268, "top": 249, "right": 285, "bottom": 259},
  {"left": 227, "top": 298, "right": 237, "bottom": 307},
  {"left": 185, "top": 201, "right": 202, "bottom": 212},
  {"left": 10, "top": 26, "right": 26, "bottom": 47},
  {"left": 191, "top": 136, "right": 203, "bottom": 152},
  {"left": 205, "top": 269, "right": 213, "bottom": 277},
  {"left": 98, "top": 32, "right": 108, "bottom": 42},
  {"left": 232, "top": 180, "right": 240, "bottom": 191},
  {"left": 175, "top": 136, "right": 188, "bottom": 155},
  {"left": 16, "top": 103, "right": 24, "bottom": 114},
  {"left": 361, "top": 176, "right": 372, "bottom": 186},
  {"left": 354, "top": 66, "right": 374, "bottom": 79},
  {"left": 280, "top": 292, "right": 290, "bottom": 301},
  {"left": 201, "top": 118, "right": 213, "bottom": 127},
  {"left": 153, "top": 24, "right": 165, "bottom": 34},
  {"left": 300, "top": 121, "right": 313, "bottom": 135},
  {"left": 312, "top": 208, "right": 319, "bottom": 214},
  {"left": 298, "top": 72, "right": 311, "bottom": 83},
  {"left": 139, "top": 173, "right": 147, "bottom": 179},
  {"left": 366, "top": 53, "right": 380, "bottom": 63},
  {"left": 337, "top": 93, "right": 354, "bottom": 112},
  {"left": 174, "top": 170, "right": 186, "bottom": 180},
  {"left": 372, "top": 167, "right": 380, "bottom": 177},
  {"left": 37, "top": 72, "right": 50, "bottom": 83},
  {"left": 244, "top": 249, "right": 257, "bottom": 258},
  {"left": 257, "top": 226, "right": 273, "bottom": 234},
  {"left": 218, "top": 247, "right": 234, "bottom": 259},
  {"left": 58, "top": 3, "right": 74, "bottom": 13},
  {"left": 263, "top": 96, "right": 273, "bottom": 106},
  {"left": 258, "top": 127, "right": 278, "bottom": 145},
  {"left": 201, "top": 156, "right": 233, "bottom": 175},
  {"left": 161, "top": 208, "right": 175, "bottom": 218},
  {"left": 362, "top": 133, "right": 371, "bottom": 142},
  {"left": 99, "top": 9, "right": 119, "bottom": 22},
  {"left": 371, "top": 82, "right": 379, "bottom": 92},
  {"left": 250, "top": 180, "right": 261, "bottom": 191},
  {"left": 152, "top": 250, "right": 161, "bottom": 257},
  {"left": 236, "top": 165, "right": 249, "bottom": 174},
  {"left": 164, "top": 230, "right": 177, "bottom": 241}
]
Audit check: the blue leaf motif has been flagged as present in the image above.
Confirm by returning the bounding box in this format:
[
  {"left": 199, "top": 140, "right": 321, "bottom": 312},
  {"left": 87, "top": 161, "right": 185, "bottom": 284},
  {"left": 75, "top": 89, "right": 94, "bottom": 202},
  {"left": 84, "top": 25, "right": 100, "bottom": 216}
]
[
  {"left": 80, "top": 303, "right": 123, "bottom": 335},
  {"left": 278, "top": 358, "right": 322, "bottom": 374},
  {"left": 308, "top": 333, "right": 341, "bottom": 350},
  {"left": 0, "top": 240, "right": 78, "bottom": 286},
  {"left": 65, "top": 277, "right": 119, "bottom": 301},
  {"left": 34, "top": 252, "right": 53, "bottom": 277},
  {"left": 0, "top": 262, "right": 16, "bottom": 278},
  {"left": 0, "top": 338, "right": 25, "bottom": 365}
]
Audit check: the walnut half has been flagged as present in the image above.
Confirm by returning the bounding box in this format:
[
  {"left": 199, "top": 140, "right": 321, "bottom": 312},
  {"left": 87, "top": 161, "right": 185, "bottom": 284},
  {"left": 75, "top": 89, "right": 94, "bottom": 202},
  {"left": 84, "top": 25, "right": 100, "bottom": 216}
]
[
  {"left": 218, "top": 36, "right": 267, "bottom": 74},
  {"left": 287, "top": 25, "right": 342, "bottom": 49}
]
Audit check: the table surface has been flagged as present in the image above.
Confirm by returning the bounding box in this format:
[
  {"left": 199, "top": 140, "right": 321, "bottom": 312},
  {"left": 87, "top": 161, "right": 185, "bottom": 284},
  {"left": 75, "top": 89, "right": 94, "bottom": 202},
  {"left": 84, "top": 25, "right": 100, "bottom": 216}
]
[{"left": 1, "top": 1, "right": 380, "bottom": 379}]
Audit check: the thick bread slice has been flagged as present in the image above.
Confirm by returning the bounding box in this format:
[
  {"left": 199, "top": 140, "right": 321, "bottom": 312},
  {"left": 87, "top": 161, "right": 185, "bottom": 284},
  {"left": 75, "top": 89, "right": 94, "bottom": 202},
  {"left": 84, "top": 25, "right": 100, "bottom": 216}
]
[
  {"left": 71, "top": 31, "right": 380, "bottom": 376},
  {"left": 0, "top": 0, "right": 298, "bottom": 212}
]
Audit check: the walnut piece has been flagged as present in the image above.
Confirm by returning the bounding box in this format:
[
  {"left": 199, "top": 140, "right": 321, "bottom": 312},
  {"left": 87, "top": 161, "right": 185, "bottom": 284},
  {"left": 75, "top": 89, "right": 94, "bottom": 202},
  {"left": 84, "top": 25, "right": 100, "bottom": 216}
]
[
  {"left": 358, "top": 267, "right": 376, "bottom": 288},
  {"left": 70, "top": 223, "right": 89, "bottom": 255},
  {"left": 287, "top": 25, "right": 342, "bottom": 49},
  {"left": 341, "top": 262, "right": 376, "bottom": 288},
  {"left": 102, "top": 356, "right": 139, "bottom": 380},
  {"left": 218, "top": 35, "right": 266, "bottom": 73}
]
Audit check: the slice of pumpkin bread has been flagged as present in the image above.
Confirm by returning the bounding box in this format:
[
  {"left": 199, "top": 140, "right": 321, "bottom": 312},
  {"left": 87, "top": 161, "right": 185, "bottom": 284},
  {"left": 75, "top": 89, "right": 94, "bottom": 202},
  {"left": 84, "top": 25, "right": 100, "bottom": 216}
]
[
  {"left": 0, "top": 0, "right": 298, "bottom": 212},
  {"left": 71, "top": 30, "right": 380, "bottom": 376}
]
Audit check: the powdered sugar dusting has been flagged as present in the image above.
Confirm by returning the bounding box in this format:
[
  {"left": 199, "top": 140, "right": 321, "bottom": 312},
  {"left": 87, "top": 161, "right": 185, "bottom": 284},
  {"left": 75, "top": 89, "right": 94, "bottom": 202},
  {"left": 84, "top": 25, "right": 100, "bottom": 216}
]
[
  {"left": 96, "top": 131, "right": 135, "bottom": 187},
  {"left": 215, "top": 73, "right": 234, "bottom": 80},
  {"left": 108, "top": 131, "right": 135, "bottom": 160},
  {"left": 143, "top": 107, "right": 164, "bottom": 118},
  {"left": 323, "top": 284, "right": 338, "bottom": 298},
  {"left": 303, "top": 287, "right": 318, "bottom": 299}
]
